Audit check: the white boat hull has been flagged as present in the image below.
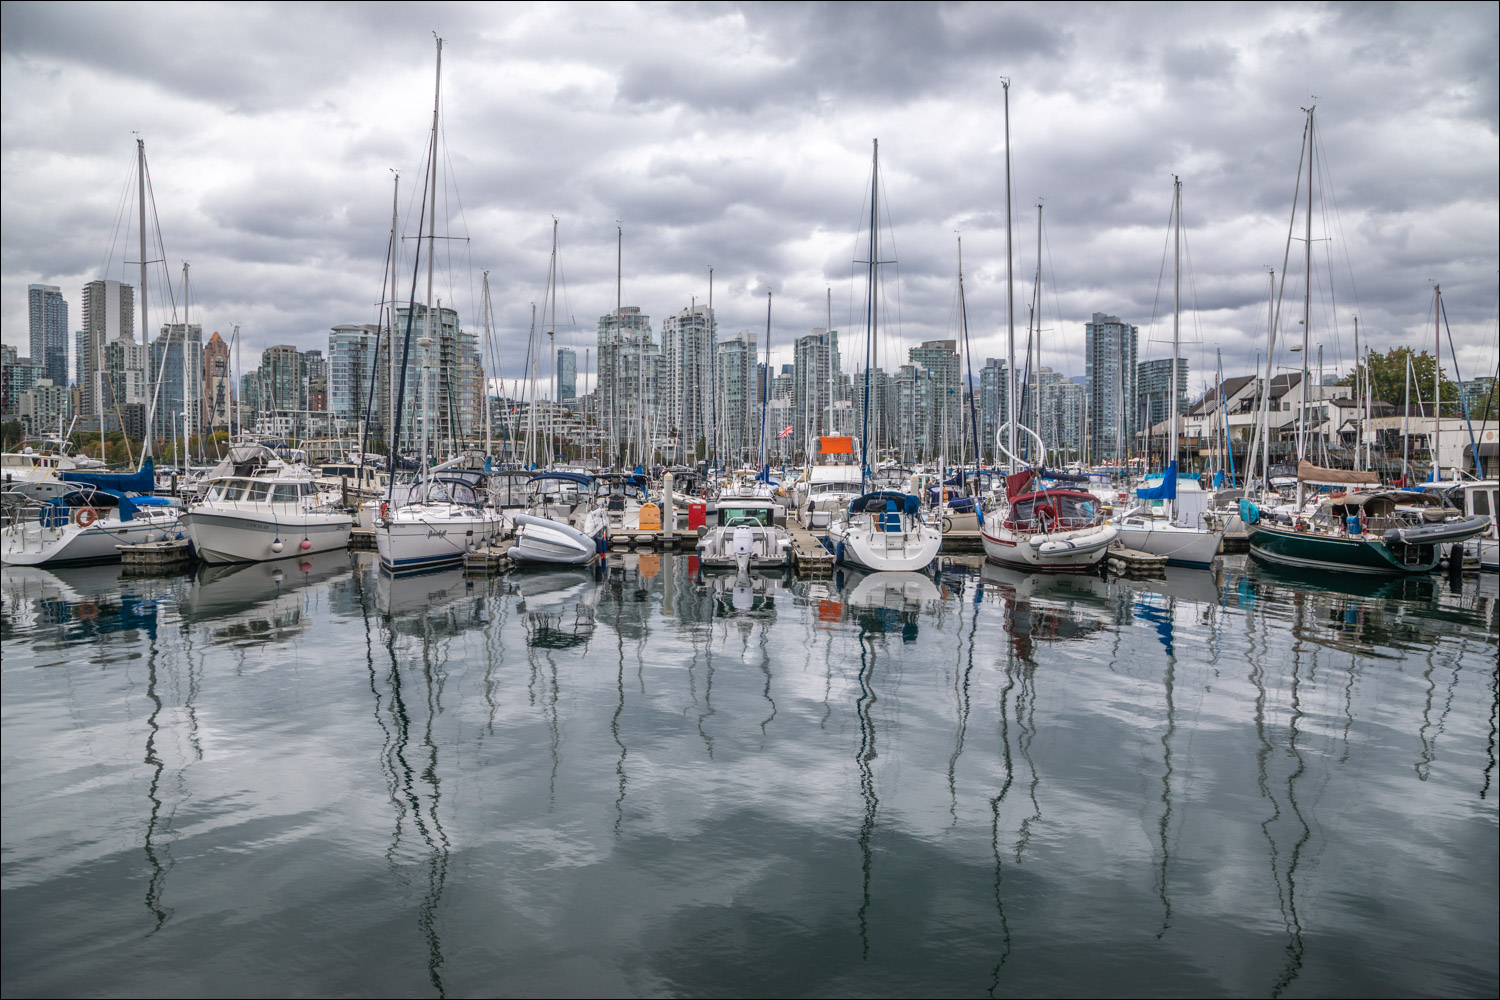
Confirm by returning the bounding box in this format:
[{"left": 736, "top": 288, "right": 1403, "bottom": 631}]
[
  {"left": 1, "top": 510, "right": 181, "bottom": 566},
  {"left": 376, "top": 504, "right": 505, "bottom": 572},
  {"left": 696, "top": 523, "right": 792, "bottom": 572},
  {"left": 981, "top": 520, "right": 1117, "bottom": 572},
  {"left": 182, "top": 507, "right": 353, "bottom": 564},
  {"left": 1114, "top": 518, "right": 1222, "bottom": 567},
  {"left": 829, "top": 517, "right": 941, "bottom": 573}
]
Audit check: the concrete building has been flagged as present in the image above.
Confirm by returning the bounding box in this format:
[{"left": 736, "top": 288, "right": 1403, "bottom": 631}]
[
  {"left": 28, "top": 284, "right": 68, "bottom": 388},
  {"left": 661, "top": 304, "right": 715, "bottom": 458},
  {"left": 714, "top": 330, "right": 759, "bottom": 467},
  {"left": 1085, "top": 312, "right": 1139, "bottom": 465},
  {"left": 18, "top": 379, "right": 71, "bottom": 434},
  {"left": 202, "top": 332, "right": 232, "bottom": 431},
  {"left": 328, "top": 324, "right": 381, "bottom": 432},
  {"left": 792, "top": 328, "right": 842, "bottom": 454},
  {"left": 596, "top": 306, "right": 659, "bottom": 463},
  {"left": 909, "top": 340, "right": 961, "bottom": 461},
  {"left": 1137, "top": 357, "right": 1190, "bottom": 433},
  {"left": 149, "top": 323, "right": 204, "bottom": 445},
  {"left": 80, "top": 280, "right": 134, "bottom": 422},
  {"left": 979, "top": 357, "right": 1010, "bottom": 464}
]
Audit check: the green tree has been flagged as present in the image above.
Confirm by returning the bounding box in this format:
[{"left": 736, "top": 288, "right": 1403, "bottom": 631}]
[
  {"left": 2, "top": 419, "right": 23, "bottom": 450},
  {"left": 1339, "top": 347, "right": 1463, "bottom": 416}
]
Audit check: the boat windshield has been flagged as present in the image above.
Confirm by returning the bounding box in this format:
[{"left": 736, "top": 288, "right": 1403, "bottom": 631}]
[
  {"left": 1008, "top": 493, "right": 1099, "bottom": 529},
  {"left": 718, "top": 506, "right": 772, "bottom": 527}
]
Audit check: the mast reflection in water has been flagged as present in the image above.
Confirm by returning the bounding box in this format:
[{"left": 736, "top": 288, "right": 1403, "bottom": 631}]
[{"left": 1, "top": 554, "right": 1495, "bottom": 997}]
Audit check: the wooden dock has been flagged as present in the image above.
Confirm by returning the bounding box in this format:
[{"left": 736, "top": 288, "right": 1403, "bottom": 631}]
[
  {"left": 940, "top": 529, "right": 985, "bottom": 553},
  {"left": 787, "top": 520, "right": 835, "bottom": 576},
  {"left": 1106, "top": 543, "right": 1168, "bottom": 575},
  {"left": 118, "top": 537, "right": 194, "bottom": 573},
  {"left": 464, "top": 535, "right": 515, "bottom": 575},
  {"left": 348, "top": 529, "right": 377, "bottom": 550}
]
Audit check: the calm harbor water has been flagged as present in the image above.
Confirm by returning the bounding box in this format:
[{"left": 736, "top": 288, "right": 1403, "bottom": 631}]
[{"left": 2, "top": 553, "right": 1496, "bottom": 998}]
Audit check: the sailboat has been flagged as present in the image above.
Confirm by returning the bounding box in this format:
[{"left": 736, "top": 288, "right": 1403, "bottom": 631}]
[
  {"left": 1113, "top": 177, "right": 1222, "bottom": 568},
  {"left": 2, "top": 139, "right": 182, "bottom": 566},
  {"left": 827, "top": 140, "right": 941, "bottom": 573},
  {"left": 374, "top": 37, "right": 504, "bottom": 573}
]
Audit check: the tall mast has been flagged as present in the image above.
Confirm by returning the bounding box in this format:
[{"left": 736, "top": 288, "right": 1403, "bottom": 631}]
[
  {"left": 419, "top": 35, "right": 442, "bottom": 477},
  {"left": 138, "top": 138, "right": 152, "bottom": 461},
  {"left": 1169, "top": 176, "right": 1181, "bottom": 518},
  {"left": 388, "top": 171, "right": 400, "bottom": 455},
  {"left": 1433, "top": 284, "right": 1442, "bottom": 482},
  {"left": 482, "top": 271, "right": 493, "bottom": 459},
  {"left": 1003, "top": 80, "right": 1016, "bottom": 472},
  {"left": 860, "top": 138, "right": 878, "bottom": 493},
  {"left": 760, "top": 291, "right": 772, "bottom": 473},
  {"left": 1295, "top": 106, "right": 1314, "bottom": 509},
  {"left": 182, "top": 261, "right": 191, "bottom": 465},
  {"left": 1033, "top": 202, "right": 1043, "bottom": 461},
  {"left": 547, "top": 217, "right": 558, "bottom": 468}
]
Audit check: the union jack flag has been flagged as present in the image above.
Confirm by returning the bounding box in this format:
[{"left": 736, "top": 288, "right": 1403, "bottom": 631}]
[{"left": 778, "top": 425, "right": 794, "bottom": 438}]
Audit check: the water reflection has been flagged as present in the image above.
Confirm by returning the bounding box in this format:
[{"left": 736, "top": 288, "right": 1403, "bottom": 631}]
[{"left": 1, "top": 553, "right": 1496, "bottom": 998}]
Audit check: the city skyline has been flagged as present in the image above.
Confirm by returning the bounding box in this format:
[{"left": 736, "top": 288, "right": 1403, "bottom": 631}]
[{"left": 2, "top": 3, "right": 1497, "bottom": 404}]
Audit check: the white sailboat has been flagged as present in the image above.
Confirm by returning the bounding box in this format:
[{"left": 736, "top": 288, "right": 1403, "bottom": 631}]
[
  {"left": 827, "top": 139, "right": 941, "bottom": 574},
  {"left": 1114, "top": 177, "right": 1222, "bottom": 568},
  {"left": 374, "top": 37, "right": 504, "bottom": 573}
]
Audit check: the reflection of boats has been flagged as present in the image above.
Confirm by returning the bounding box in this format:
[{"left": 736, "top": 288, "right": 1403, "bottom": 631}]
[
  {"left": 981, "top": 561, "right": 1112, "bottom": 648},
  {"left": 843, "top": 568, "right": 941, "bottom": 610},
  {"left": 181, "top": 548, "right": 352, "bottom": 622},
  {"left": 374, "top": 563, "right": 470, "bottom": 618},
  {"left": 516, "top": 567, "right": 601, "bottom": 649},
  {"left": 1113, "top": 565, "right": 1222, "bottom": 607},
  {"left": 700, "top": 569, "right": 785, "bottom": 616}
]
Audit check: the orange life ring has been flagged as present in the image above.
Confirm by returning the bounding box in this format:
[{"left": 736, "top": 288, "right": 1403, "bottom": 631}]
[{"left": 75, "top": 507, "right": 99, "bottom": 528}]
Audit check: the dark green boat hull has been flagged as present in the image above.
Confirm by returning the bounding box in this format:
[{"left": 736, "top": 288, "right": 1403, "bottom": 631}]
[{"left": 1248, "top": 522, "right": 1439, "bottom": 575}]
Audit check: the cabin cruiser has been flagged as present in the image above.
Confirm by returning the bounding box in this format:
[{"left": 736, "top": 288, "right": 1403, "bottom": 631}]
[
  {"left": 981, "top": 467, "right": 1116, "bottom": 573},
  {"left": 828, "top": 490, "right": 941, "bottom": 573},
  {"left": 1, "top": 444, "right": 82, "bottom": 502},
  {"left": 182, "top": 469, "right": 354, "bottom": 564},
  {"left": 695, "top": 481, "right": 792, "bottom": 573},
  {"left": 795, "top": 436, "right": 864, "bottom": 529}
]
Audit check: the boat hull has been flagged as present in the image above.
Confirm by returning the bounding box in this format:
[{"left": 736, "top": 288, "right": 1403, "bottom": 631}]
[
  {"left": 182, "top": 508, "right": 353, "bottom": 564},
  {"left": 1, "top": 512, "right": 181, "bottom": 566},
  {"left": 829, "top": 519, "right": 941, "bottom": 573},
  {"left": 1113, "top": 519, "right": 1221, "bottom": 568},
  {"left": 1248, "top": 521, "right": 1439, "bottom": 575},
  {"left": 376, "top": 505, "right": 505, "bottom": 572},
  {"left": 508, "top": 513, "right": 600, "bottom": 566},
  {"left": 981, "top": 521, "right": 1116, "bottom": 572}
]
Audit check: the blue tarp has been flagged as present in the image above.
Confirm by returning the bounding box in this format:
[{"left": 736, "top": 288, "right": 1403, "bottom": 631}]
[
  {"left": 1136, "top": 461, "right": 1178, "bottom": 500},
  {"left": 850, "top": 491, "right": 920, "bottom": 516}
]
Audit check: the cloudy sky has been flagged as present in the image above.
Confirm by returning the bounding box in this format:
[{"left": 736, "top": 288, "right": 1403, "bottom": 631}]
[{"left": 3, "top": 1, "right": 1496, "bottom": 401}]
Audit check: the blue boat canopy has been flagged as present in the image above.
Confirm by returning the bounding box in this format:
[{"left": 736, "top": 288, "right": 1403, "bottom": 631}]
[
  {"left": 60, "top": 457, "right": 155, "bottom": 494},
  {"left": 849, "top": 491, "right": 919, "bottom": 516},
  {"left": 527, "top": 471, "right": 593, "bottom": 487}
]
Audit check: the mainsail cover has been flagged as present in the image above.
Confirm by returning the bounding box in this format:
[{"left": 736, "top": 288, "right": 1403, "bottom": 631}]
[
  {"left": 1136, "top": 461, "right": 1178, "bottom": 500},
  {"left": 1296, "top": 460, "right": 1380, "bottom": 487}
]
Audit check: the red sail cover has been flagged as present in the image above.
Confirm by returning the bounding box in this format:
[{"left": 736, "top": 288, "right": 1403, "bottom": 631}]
[{"left": 1005, "top": 468, "right": 1036, "bottom": 501}]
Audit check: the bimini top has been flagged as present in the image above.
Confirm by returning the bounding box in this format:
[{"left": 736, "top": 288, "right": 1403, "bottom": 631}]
[
  {"left": 849, "top": 491, "right": 919, "bottom": 516},
  {"left": 527, "top": 471, "right": 593, "bottom": 487}
]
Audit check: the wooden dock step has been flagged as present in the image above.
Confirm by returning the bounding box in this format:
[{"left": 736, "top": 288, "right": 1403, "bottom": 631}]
[
  {"left": 787, "top": 521, "right": 835, "bottom": 576},
  {"left": 1107, "top": 544, "right": 1168, "bottom": 574},
  {"left": 118, "top": 537, "right": 194, "bottom": 573}
]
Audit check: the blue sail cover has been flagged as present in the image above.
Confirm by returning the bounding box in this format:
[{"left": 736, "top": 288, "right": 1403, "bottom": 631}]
[
  {"left": 1136, "top": 461, "right": 1178, "bottom": 500},
  {"left": 60, "top": 457, "right": 155, "bottom": 494}
]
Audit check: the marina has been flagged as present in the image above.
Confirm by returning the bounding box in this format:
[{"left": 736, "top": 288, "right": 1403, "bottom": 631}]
[{"left": 2, "top": 551, "right": 1496, "bottom": 997}]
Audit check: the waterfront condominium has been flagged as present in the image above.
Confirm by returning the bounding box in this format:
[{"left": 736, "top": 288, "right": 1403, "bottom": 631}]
[
  {"left": 1085, "top": 312, "right": 1139, "bottom": 465},
  {"left": 80, "top": 279, "right": 134, "bottom": 422},
  {"left": 28, "top": 284, "right": 68, "bottom": 388}
]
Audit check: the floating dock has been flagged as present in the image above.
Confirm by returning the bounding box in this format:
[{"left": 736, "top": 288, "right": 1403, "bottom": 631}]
[
  {"left": 118, "top": 537, "right": 194, "bottom": 573},
  {"left": 1106, "top": 543, "right": 1168, "bottom": 575}
]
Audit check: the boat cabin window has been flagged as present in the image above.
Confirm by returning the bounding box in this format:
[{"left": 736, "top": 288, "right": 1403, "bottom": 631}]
[
  {"left": 243, "top": 483, "right": 271, "bottom": 503},
  {"left": 1472, "top": 489, "right": 1491, "bottom": 517},
  {"left": 718, "top": 506, "right": 772, "bottom": 527},
  {"left": 271, "top": 484, "right": 302, "bottom": 503},
  {"left": 218, "top": 480, "right": 249, "bottom": 501}
]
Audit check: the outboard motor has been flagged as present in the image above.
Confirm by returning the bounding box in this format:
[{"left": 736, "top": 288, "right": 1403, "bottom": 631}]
[{"left": 733, "top": 525, "right": 755, "bottom": 575}]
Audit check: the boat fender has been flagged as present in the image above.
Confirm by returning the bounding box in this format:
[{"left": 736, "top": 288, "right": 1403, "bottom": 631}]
[{"left": 75, "top": 506, "right": 99, "bottom": 528}]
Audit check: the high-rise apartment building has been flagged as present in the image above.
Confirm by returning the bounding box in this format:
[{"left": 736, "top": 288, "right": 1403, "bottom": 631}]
[
  {"left": 1136, "top": 357, "right": 1190, "bottom": 431},
  {"left": 909, "top": 340, "right": 961, "bottom": 461},
  {"left": 715, "top": 330, "right": 759, "bottom": 466},
  {"left": 596, "top": 307, "right": 659, "bottom": 464},
  {"left": 149, "top": 323, "right": 204, "bottom": 444},
  {"left": 1085, "top": 312, "right": 1139, "bottom": 464},
  {"left": 792, "top": 328, "right": 841, "bottom": 452},
  {"left": 979, "top": 357, "right": 1010, "bottom": 463},
  {"left": 80, "top": 280, "right": 134, "bottom": 421},
  {"left": 328, "top": 324, "right": 381, "bottom": 431},
  {"left": 662, "top": 304, "right": 715, "bottom": 456},
  {"left": 28, "top": 284, "right": 68, "bottom": 388},
  {"left": 557, "top": 347, "right": 578, "bottom": 402}
]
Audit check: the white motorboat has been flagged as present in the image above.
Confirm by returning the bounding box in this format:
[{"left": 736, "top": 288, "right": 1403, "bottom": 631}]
[
  {"left": 182, "top": 471, "right": 353, "bottom": 564},
  {"left": 795, "top": 435, "right": 864, "bottom": 529},
  {"left": 507, "top": 472, "right": 606, "bottom": 566},
  {"left": 828, "top": 491, "right": 941, "bottom": 573},
  {"left": 1, "top": 489, "right": 181, "bottom": 567},
  {"left": 695, "top": 483, "right": 792, "bottom": 573}
]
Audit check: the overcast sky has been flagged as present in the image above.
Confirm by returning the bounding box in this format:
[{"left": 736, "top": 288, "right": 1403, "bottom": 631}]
[{"left": 3, "top": 1, "right": 1497, "bottom": 401}]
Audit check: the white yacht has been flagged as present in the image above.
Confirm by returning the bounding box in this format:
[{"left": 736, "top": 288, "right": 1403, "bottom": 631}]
[
  {"left": 795, "top": 436, "right": 864, "bottom": 529},
  {"left": 508, "top": 473, "right": 606, "bottom": 566},
  {"left": 182, "top": 471, "right": 353, "bottom": 564}
]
